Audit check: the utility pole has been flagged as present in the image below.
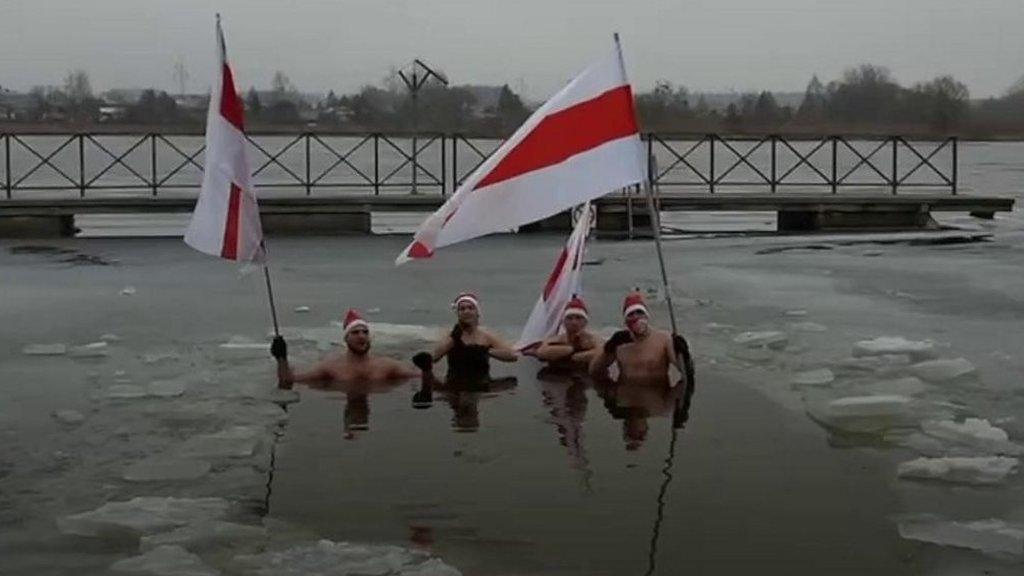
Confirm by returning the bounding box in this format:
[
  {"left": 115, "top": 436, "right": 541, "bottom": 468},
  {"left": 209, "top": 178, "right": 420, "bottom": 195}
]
[{"left": 396, "top": 59, "right": 448, "bottom": 194}]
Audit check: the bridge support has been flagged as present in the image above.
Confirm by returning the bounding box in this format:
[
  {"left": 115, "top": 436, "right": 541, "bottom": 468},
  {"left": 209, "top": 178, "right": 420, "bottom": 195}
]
[{"left": 0, "top": 215, "right": 77, "bottom": 238}]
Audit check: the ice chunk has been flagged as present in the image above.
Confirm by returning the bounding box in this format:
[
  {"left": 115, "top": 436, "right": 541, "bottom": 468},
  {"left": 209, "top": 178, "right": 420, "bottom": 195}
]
[
  {"left": 123, "top": 458, "right": 211, "bottom": 482},
  {"left": 22, "top": 343, "right": 67, "bottom": 356},
  {"left": 178, "top": 426, "right": 261, "bottom": 459},
  {"left": 53, "top": 409, "right": 85, "bottom": 425},
  {"left": 293, "top": 306, "right": 310, "bottom": 313},
  {"left": 885, "top": 430, "right": 948, "bottom": 456},
  {"left": 143, "top": 351, "right": 180, "bottom": 365},
  {"left": 920, "top": 418, "right": 1023, "bottom": 456},
  {"left": 268, "top": 389, "right": 300, "bottom": 406},
  {"left": 105, "top": 385, "right": 149, "bottom": 399},
  {"left": 703, "top": 322, "right": 735, "bottom": 332},
  {"left": 733, "top": 331, "right": 788, "bottom": 350},
  {"left": 898, "top": 517, "right": 1024, "bottom": 557},
  {"left": 911, "top": 358, "right": 977, "bottom": 383},
  {"left": 808, "top": 395, "right": 945, "bottom": 434},
  {"left": 148, "top": 380, "right": 186, "bottom": 398},
  {"left": 219, "top": 336, "right": 266, "bottom": 350},
  {"left": 837, "top": 354, "right": 912, "bottom": 373},
  {"left": 897, "top": 456, "right": 1019, "bottom": 485},
  {"left": 865, "top": 377, "right": 929, "bottom": 397},
  {"left": 58, "top": 497, "right": 229, "bottom": 538},
  {"left": 100, "top": 333, "right": 121, "bottom": 342},
  {"left": 233, "top": 540, "right": 462, "bottom": 576},
  {"left": 70, "top": 342, "right": 109, "bottom": 358},
  {"left": 791, "top": 368, "right": 835, "bottom": 386},
  {"left": 111, "top": 545, "right": 219, "bottom": 576},
  {"left": 728, "top": 347, "right": 775, "bottom": 363},
  {"left": 853, "top": 337, "right": 935, "bottom": 360},
  {"left": 120, "top": 286, "right": 137, "bottom": 296},
  {"left": 784, "top": 309, "right": 808, "bottom": 317},
  {"left": 789, "top": 322, "right": 828, "bottom": 333},
  {"left": 140, "top": 521, "right": 266, "bottom": 553}
]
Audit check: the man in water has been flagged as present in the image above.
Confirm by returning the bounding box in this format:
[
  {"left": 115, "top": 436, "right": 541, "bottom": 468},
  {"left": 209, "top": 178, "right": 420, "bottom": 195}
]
[
  {"left": 534, "top": 296, "right": 603, "bottom": 371},
  {"left": 271, "top": 309, "right": 421, "bottom": 389},
  {"left": 589, "top": 292, "right": 694, "bottom": 386},
  {"left": 412, "top": 292, "right": 518, "bottom": 382}
]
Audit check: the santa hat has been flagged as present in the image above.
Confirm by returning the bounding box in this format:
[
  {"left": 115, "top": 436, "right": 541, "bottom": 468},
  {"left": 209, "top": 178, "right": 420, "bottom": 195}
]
[
  {"left": 342, "top": 309, "right": 369, "bottom": 334},
  {"left": 563, "top": 296, "right": 589, "bottom": 320},
  {"left": 622, "top": 292, "right": 649, "bottom": 319},
  {"left": 451, "top": 292, "right": 480, "bottom": 311}
]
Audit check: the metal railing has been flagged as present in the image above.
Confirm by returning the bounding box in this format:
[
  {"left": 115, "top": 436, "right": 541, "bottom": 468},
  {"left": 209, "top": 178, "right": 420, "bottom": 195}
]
[{"left": 0, "top": 132, "right": 957, "bottom": 199}]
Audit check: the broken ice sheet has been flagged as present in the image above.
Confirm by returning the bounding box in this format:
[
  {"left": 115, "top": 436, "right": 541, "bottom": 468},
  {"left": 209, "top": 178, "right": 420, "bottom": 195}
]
[
  {"left": 70, "top": 341, "right": 109, "bottom": 358},
  {"left": 920, "top": 418, "right": 1024, "bottom": 456},
  {"left": 57, "top": 496, "right": 229, "bottom": 538},
  {"left": 233, "top": 540, "right": 462, "bottom": 576},
  {"left": 733, "top": 331, "right": 788, "bottom": 350},
  {"left": 177, "top": 426, "right": 262, "bottom": 459},
  {"left": 111, "top": 545, "right": 219, "bottom": 576},
  {"left": 791, "top": 368, "right": 835, "bottom": 386},
  {"left": 897, "top": 456, "right": 1019, "bottom": 485},
  {"left": 807, "top": 395, "right": 951, "bottom": 435},
  {"left": 140, "top": 521, "right": 266, "bottom": 553},
  {"left": 898, "top": 516, "right": 1024, "bottom": 557}
]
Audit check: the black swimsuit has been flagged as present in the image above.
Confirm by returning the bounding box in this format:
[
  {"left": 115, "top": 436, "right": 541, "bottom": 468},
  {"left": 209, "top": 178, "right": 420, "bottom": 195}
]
[{"left": 446, "top": 339, "right": 491, "bottom": 386}]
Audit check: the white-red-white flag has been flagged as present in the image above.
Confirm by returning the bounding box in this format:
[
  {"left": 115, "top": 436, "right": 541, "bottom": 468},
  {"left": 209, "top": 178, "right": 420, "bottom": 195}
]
[
  {"left": 396, "top": 44, "right": 644, "bottom": 264},
  {"left": 184, "top": 17, "right": 265, "bottom": 263},
  {"left": 515, "top": 204, "right": 593, "bottom": 351}
]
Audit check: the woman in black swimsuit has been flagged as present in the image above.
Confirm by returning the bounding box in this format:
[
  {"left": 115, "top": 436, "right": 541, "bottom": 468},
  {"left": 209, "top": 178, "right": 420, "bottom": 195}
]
[{"left": 412, "top": 292, "right": 518, "bottom": 383}]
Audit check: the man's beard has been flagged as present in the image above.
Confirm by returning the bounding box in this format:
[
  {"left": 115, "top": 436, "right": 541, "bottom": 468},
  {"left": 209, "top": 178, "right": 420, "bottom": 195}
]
[{"left": 347, "top": 343, "right": 370, "bottom": 356}]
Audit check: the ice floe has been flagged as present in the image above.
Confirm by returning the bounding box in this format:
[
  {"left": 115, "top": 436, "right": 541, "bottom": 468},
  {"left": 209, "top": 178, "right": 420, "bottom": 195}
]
[
  {"left": 897, "top": 456, "right": 1019, "bottom": 485},
  {"left": 733, "top": 331, "right": 788, "bottom": 350},
  {"left": 898, "top": 517, "right": 1024, "bottom": 557},
  {"left": 111, "top": 545, "right": 219, "bottom": 576},
  {"left": 789, "top": 321, "right": 828, "bottom": 333},
  {"left": 123, "top": 458, "right": 211, "bottom": 482},
  {"left": 852, "top": 337, "right": 935, "bottom": 360},
  {"left": 910, "top": 358, "right": 977, "bottom": 383},
  {"left": 864, "top": 377, "right": 929, "bottom": 397},
  {"left": 52, "top": 409, "right": 85, "bottom": 425},
  {"left": 177, "top": 426, "right": 262, "bottom": 459},
  {"left": 58, "top": 496, "right": 229, "bottom": 538},
  {"left": 22, "top": 343, "right": 67, "bottom": 356},
  {"left": 919, "top": 418, "right": 1023, "bottom": 456},
  {"left": 140, "top": 521, "right": 266, "bottom": 553},
  {"left": 808, "top": 395, "right": 950, "bottom": 435},
  {"left": 233, "top": 540, "right": 462, "bottom": 576},
  {"left": 293, "top": 306, "right": 310, "bottom": 313},
  {"left": 791, "top": 368, "right": 835, "bottom": 386},
  {"left": 120, "top": 286, "right": 137, "bottom": 296},
  {"left": 70, "top": 342, "right": 109, "bottom": 358}
]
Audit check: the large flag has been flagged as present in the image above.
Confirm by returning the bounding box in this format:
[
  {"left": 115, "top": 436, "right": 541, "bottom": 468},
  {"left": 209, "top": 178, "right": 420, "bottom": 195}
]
[
  {"left": 396, "top": 44, "right": 645, "bottom": 264},
  {"left": 515, "top": 204, "right": 593, "bottom": 351},
  {"left": 184, "top": 17, "right": 265, "bottom": 263}
]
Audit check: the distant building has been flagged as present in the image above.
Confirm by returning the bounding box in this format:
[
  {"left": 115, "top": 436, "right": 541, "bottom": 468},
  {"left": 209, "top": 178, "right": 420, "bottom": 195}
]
[
  {"left": 98, "top": 105, "right": 128, "bottom": 123},
  {"left": 0, "top": 90, "right": 35, "bottom": 120}
]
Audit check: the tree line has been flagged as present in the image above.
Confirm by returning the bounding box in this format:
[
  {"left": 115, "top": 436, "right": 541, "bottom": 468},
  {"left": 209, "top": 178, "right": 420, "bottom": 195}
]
[{"left": 6, "top": 64, "right": 1024, "bottom": 137}]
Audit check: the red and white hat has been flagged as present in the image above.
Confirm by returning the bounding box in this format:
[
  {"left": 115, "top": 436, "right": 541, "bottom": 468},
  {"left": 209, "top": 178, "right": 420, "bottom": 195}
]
[
  {"left": 563, "top": 296, "right": 589, "bottom": 320},
  {"left": 622, "top": 292, "right": 649, "bottom": 319},
  {"left": 342, "top": 309, "right": 369, "bottom": 334},
  {"left": 452, "top": 292, "right": 480, "bottom": 311}
]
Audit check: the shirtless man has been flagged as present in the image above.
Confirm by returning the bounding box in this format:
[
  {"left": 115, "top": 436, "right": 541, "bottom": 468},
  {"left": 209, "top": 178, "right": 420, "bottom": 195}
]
[
  {"left": 271, "top": 309, "right": 420, "bottom": 389},
  {"left": 534, "top": 296, "right": 603, "bottom": 371},
  {"left": 412, "top": 292, "right": 517, "bottom": 381},
  {"left": 588, "top": 292, "right": 694, "bottom": 387}
]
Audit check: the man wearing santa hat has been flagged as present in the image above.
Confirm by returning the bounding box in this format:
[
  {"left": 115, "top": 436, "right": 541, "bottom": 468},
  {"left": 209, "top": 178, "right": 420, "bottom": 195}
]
[
  {"left": 535, "top": 296, "right": 603, "bottom": 370},
  {"left": 412, "top": 292, "right": 518, "bottom": 383},
  {"left": 271, "top": 309, "right": 421, "bottom": 388},
  {"left": 588, "top": 292, "right": 694, "bottom": 387}
]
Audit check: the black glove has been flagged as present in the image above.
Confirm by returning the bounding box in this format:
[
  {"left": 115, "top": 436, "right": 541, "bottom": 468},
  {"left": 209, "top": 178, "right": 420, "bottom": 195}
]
[
  {"left": 672, "top": 333, "right": 696, "bottom": 389},
  {"left": 270, "top": 336, "right": 288, "bottom": 360},
  {"left": 603, "top": 330, "right": 633, "bottom": 354},
  {"left": 412, "top": 351, "right": 434, "bottom": 371}
]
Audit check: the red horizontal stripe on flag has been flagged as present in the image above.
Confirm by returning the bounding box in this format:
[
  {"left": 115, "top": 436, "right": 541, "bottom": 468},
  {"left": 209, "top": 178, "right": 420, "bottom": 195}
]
[
  {"left": 473, "top": 85, "right": 638, "bottom": 191},
  {"left": 220, "top": 64, "right": 245, "bottom": 131},
  {"left": 220, "top": 183, "right": 242, "bottom": 260}
]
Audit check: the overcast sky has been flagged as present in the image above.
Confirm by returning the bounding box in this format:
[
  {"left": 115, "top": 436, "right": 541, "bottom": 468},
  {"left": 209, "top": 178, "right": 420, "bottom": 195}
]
[{"left": 2, "top": 0, "right": 1023, "bottom": 99}]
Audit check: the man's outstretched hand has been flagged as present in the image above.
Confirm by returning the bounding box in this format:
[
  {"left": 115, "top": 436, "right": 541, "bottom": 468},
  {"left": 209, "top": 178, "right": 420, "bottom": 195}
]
[
  {"left": 271, "top": 336, "right": 288, "bottom": 360},
  {"left": 603, "top": 330, "right": 634, "bottom": 354},
  {"left": 412, "top": 351, "right": 434, "bottom": 371}
]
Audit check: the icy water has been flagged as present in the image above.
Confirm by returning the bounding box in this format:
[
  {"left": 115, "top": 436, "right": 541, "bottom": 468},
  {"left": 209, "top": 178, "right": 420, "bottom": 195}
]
[{"left": 2, "top": 220, "right": 1024, "bottom": 575}]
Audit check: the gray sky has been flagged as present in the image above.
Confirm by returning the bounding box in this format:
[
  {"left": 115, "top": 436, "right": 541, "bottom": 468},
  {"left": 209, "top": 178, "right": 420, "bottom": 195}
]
[{"left": 2, "top": 0, "right": 1023, "bottom": 99}]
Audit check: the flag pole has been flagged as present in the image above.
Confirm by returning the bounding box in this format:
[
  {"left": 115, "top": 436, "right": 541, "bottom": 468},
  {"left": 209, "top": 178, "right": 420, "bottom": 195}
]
[
  {"left": 263, "top": 265, "right": 281, "bottom": 337},
  {"left": 613, "top": 33, "right": 679, "bottom": 336}
]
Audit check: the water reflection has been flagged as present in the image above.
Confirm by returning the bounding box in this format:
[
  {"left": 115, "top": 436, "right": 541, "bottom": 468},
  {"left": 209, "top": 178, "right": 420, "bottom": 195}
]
[
  {"left": 411, "top": 375, "right": 518, "bottom": 433},
  {"left": 596, "top": 378, "right": 690, "bottom": 451},
  {"left": 537, "top": 368, "right": 593, "bottom": 491}
]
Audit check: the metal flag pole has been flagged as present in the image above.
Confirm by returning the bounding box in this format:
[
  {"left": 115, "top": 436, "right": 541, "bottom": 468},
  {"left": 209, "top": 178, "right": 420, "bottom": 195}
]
[{"left": 259, "top": 243, "right": 281, "bottom": 337}]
